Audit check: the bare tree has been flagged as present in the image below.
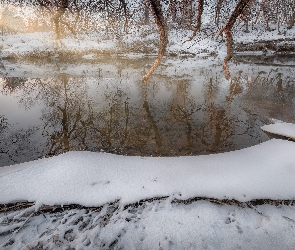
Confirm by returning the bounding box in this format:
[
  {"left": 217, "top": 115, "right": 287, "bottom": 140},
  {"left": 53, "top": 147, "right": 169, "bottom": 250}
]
[
  {"left": 218, "top": 0, "right": 252, "bottom": 80},
  {"left": 288, "top": 0, "right": 295, "bottom": 29},
  {"left": 187, "top": 0, "right": 204, "bottom": 41},
  {"left": 215, "top": 0, "right": 224, "bottom": 28},
  {"left": 143, "top": 0, "right": 168, "bottom": 82}
]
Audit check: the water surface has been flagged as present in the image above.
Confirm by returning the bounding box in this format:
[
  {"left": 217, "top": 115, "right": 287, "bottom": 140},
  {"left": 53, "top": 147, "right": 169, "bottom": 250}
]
[{"left": 0, "top": 55, "right": 295, "bottom": 167}]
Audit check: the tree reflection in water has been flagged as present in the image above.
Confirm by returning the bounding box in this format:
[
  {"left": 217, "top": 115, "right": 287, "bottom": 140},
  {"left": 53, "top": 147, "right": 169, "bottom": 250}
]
[
  {"left": 0, "top": 115, "right": 41, "bottom": 167},
  {"left": 0, "top": 60, "right": 295, "bottom": 166}
]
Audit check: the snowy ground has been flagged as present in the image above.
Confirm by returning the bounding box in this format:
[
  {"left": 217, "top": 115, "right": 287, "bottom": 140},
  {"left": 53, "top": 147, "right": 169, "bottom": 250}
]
[
  {"left": 1, "top": 199, "right": 295, "bottom": 250},
  {"left": 1, "top": 123, "right": 295, "bottom": 249},
  {"left": 262, "top": 123, "right": 295, "bottom": 140},
  {"left": 1, "top": 4, "right": 295, "bottom": 249},
  {"left": 1, "top": 4, "right": 295, "bottom": 60},
  {"left": 2, "top": 138, "right": 295, "bottom": 207},
  {"left": 2, "top": 25, "right": 295, "bottom": 60}
]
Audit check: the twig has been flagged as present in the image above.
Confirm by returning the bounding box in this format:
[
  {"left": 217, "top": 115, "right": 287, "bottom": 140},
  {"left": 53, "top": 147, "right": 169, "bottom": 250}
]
[
  {"left": 0, "top": 211, "right": 35, "bottom": 248},
  {"left": 246, "top": 202, "right": 269, "bottom": 218},
  {"left": 282, "top": 215, "right": 295, "bottom": 223}
]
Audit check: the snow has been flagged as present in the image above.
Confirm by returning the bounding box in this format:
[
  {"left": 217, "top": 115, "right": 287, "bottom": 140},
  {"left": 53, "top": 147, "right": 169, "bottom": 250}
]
[
  {"left": 262, "top": 123, "right": 295, "bottom": 140},
  {"left": 2, "top": 7, "right": 295, "bottom": 60},
  {"left": 2, "top": 3, "right": 295, "bottom": 249},
  {"left": 1, "top": 1, "right": 295, "bottom": 61},
  {"left": 0, "top": 32, "right": 118, "bottom": 58},
  {"left": 1, "top": 198, "right": 295, "bottom": 249},
  {"left": 1, "top": 139, "right": 295, "bottom": 208}
]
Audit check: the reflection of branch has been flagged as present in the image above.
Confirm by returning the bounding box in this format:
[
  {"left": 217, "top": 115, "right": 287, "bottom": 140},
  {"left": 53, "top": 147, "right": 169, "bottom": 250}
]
[
  {"left": 223, "top": 29, "right": 233, "bottom": 80},
  {"left": 143, "top": 100, "right": 162, "bottom": 152},
  {"left": 212, "top": 110, "right": 224, "bottom": 149},
  {"left": 123, "top": 100, "right": 130, "bottom": 143},
  {"left": 176, "top": 106, "right": 193, "bottom": 149},
  {"left": 67, "top": 107, "right": 81, "bottom": 137},
  {"left": 143, "top": 0, "right": 168, "bottom": 82},
  {"left": 246, "top": 71, "right": 263, "bottom": 91},
  {"left": 226, "top": 71, "right": 242, "bottom": 101}
]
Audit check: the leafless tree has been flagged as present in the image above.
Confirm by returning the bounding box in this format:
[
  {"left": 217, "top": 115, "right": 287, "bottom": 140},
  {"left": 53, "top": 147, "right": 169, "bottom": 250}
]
[
  {"left": 143, "top": 0, "right": 168, "bottom": 82},
  {"left": 218, "top": 0, "right": 253, "bottom": 80}
]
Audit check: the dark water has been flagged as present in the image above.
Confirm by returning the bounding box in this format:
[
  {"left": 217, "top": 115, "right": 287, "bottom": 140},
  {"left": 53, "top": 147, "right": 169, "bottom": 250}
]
[{"left": 1, "top": 56, "right": 295, "bottom": 167}]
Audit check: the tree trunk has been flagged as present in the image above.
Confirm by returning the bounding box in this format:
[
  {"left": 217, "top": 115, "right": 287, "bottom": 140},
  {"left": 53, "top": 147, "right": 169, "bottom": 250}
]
[
  {"left": 143, "top": 0, "right": 168, "bottom": 82},
  {"left": 288, "top": 0, "right": 295, "bottom": 29},
  {"left": 215, "top": 0, "right": 223, "bottom": 28},
  {"left": 144, "top": 5, "right": 150, "bottom": 25},
  {"left": 219, "top": 0, "right": 252, "bottom": 80},
  {"left": 169, "top": 0, "right": 177, "bottom": 22},
  {"left": 186, "top": 0, "right": 204, "bottom": 41},
  {"left": 52, "top": 7, "right": 66, "bottom": 40}
]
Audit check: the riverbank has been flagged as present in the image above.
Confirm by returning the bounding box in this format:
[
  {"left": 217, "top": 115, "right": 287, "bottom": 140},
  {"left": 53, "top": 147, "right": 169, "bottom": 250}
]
[
  {"left": 1, "top": 198, "right": 295, "bottom": 250},
  {"left": 1, "top": 4, "right": 295, "bottom": 249},
  {"left": 1, "top": 128, "right": 295, "bottom": 249},
  {"left": 1, "top": 19, "right": 295, "bottom": 60}
]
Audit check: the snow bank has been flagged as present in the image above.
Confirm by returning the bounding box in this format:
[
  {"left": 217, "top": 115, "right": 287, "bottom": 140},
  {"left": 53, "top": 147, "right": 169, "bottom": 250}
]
[
  {"left": 262, "top": 123, "right": 295, "bottom": 139},
  {"left": 1, "top": 139, "right": 295, "bottom": 207},
  {"left": 2, "top": 200, "right": 295, "bottom": 250}
]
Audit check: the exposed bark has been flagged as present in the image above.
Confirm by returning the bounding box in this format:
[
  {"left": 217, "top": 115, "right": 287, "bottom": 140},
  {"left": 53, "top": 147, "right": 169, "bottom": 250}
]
[
  {"left": 180, "top": 0, "right": 192, "bottom": 23},
  {"left": 119, "top": 0, "right": 129, "bottom": 32},
  {"left": 288, "top": 0, "right": 295, "bottom": 29},
  {"left": 144, "top": 4, "right": 150, "bottom": 25},
  {"left": 215, "top": 0, "right": 223, "bottom": 28},
  {"left": 185, "top": 0, "right": 193, "bottom": 23},
  {"left": 257, "top": 0, "right": 270, "bottom": 31},
  {"left": 169, "top": 0, "right": 177, "bottom": 22},
  {"left": 219, "top": 0, "right": 252, "bottom": 35},
  {"left": 143, "top": 0, "right": 168, "bottom": 82},
  {"left": 218, "top": 0, "right": 252, "bottom": 80},
  {"left": 186, "top": 0, "right": 204, "bottom": 41},
  {"left": 52, "top": 7, "right": 66, "bottom": 40}
]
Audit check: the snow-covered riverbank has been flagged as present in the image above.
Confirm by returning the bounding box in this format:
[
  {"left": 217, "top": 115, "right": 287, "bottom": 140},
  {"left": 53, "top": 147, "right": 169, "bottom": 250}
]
[
  {"left": 1, "top": 198, "right": 295, "bottom": 250},
  {"left": 1, "top": 138, "right": 295, "bottom": 207},
  {"left": 1, "top": 124, "right": 295, "bottom": 249},
  {"left": 1, "top": 3, "right": 295, "bottom": 60},
  {"left": 1, "top": 3, "right": 295, "bottom": 248},
  {"left": 2, "top": 25, "right": 295, "bottom": 60}
]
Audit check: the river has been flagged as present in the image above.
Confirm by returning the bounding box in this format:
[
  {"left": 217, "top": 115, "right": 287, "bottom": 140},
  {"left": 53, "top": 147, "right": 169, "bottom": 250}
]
[{"left": 0, "top": 54, "right": 294, "bottom": 167}]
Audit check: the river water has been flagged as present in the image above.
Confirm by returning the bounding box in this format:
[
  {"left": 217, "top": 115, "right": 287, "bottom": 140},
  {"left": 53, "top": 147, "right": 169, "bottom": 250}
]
[{"left": 0, "top": 55, "right": 295, "bottom": 167}]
